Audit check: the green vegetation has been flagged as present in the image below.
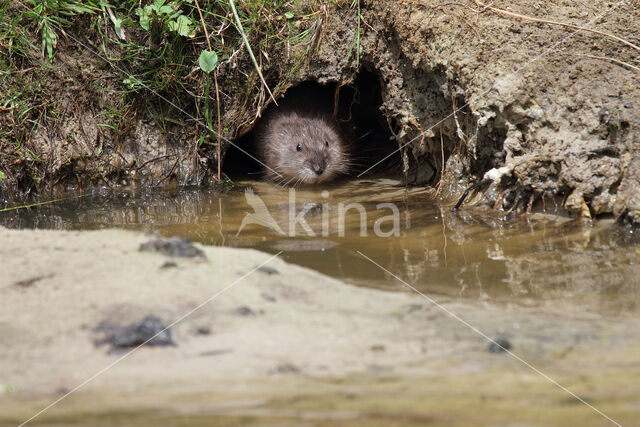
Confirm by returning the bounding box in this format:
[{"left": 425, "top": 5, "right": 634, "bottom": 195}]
[
  {"left": 0, "top": 0, "right": 340, "bottom": 192},
  {"left": 349, "top": 0, "right": 361, "bottom": 67}
]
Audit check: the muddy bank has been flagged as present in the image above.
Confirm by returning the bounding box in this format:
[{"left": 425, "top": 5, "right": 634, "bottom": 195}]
[
  {"left": 1, "top": 226, "right": 639, "bottom": 425},
  {"left": 2, "top": 1, "right": 639, "bottom": 223}
]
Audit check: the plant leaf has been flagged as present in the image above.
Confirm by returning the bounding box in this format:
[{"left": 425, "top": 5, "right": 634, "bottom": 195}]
[
  {"left": 42, "top": 24, "right": 57, "bottom": 59},
  {"left": 159, "top": 5, "right": 173, "bottom": 15},
  {"left": 113, "top": 18, "right": 124, "bottom": 39},
  {"left": 106, "top": 6, "right": 125, "bottom": 40},
  {"left": 198, "top": 50, "right": 218, "bottom": 74},
  {"left": 136, "top": 7, "right": 151, "bottom": 30},
  {"left": 123, "top": 77, "right": 143, "bottom": 90},
  {"left": 0, "top": 171, "right": 6, "bottom": 179},
  {"left": 170, "top": 15, "right": 195, "bottom": 37},
  {"left": 284, "top": 12, "right": 294, "bottom": 19},
  {"left": 65, "top": 4, "right": 95, "bottom": 14}
]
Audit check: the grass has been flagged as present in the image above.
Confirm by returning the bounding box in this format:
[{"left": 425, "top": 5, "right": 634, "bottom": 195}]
[
  {"left": 0, "top": 0, "right": 334, "bottom": 192},
  {"left": 349, "top": 0, "right": 361, "bottom": 67}
]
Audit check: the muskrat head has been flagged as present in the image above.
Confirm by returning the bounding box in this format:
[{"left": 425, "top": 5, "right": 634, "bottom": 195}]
[{"left": 264, "top": 114, "right": 348, "bottom": 185}]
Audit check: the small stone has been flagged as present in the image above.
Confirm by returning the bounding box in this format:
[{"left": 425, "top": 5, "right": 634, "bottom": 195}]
[
  {"left": 258, "top": 266, "right": 279, "bottom": 275},
  {"left": 261, "top": 292, "right": 276, "bottom": 302},
  {"left": 140, "top": 237, "right": 206, "bottom": 259},
  {"left": 488, "top": 338, "right": 512, "bottom": 353},
  {"left": 271, "top": 363, "right": 300, "bottom": 374},
  {"left": 233, "top": 306, "right": 256, "bottom": 316},
  {"left": 405, "top": 304, "right": 423, "bottom": 314},
  {"left": 161, "top": 261, "right": 177, "bottom": 269},
  {"left": 196, "top": 326, "right": 211, "bottom": 335},
  {"left": 13, "top": 274, "right": 54, "bottom": 287},
  {"left": 56, "top": 387, "right": 70, "bottom": 396},
  {"left": 94, "top": 316, "right": 175, "bottom": 350}
]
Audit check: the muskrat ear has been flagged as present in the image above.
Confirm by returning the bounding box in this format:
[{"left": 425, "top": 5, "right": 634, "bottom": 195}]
[{"left": 325, "top": 140, "right": 329, "bottom": 147}]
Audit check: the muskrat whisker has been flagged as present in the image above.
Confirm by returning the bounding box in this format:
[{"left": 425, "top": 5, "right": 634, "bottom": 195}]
[
  {"left": 355, "top": 129, "right": 375, "bottom": 142},
  {"left": 341, "top": 160, "right": 367, "bottom": 167},
  {"left": 274, "top": 172, "right": 293, "bottom": 187}
]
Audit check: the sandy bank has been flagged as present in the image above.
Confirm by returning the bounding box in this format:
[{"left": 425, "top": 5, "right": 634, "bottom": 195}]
[{"left": 1, "top": 227, "right": 639, "bottom": 425}]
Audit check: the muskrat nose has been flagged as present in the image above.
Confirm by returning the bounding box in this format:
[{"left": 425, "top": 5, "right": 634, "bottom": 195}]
[{"left": 311, "top": 158, "right": 327, "bottom": 175}]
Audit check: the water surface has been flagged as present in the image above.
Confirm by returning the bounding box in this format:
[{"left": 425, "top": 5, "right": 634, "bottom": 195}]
[{"left": 2, "top": 179, "right": 638, "bottom": 316}]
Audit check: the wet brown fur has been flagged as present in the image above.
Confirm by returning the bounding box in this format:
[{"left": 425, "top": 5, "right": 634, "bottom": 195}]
[{"left": 256, "top": 87, "right": 350, "bottom": 186}]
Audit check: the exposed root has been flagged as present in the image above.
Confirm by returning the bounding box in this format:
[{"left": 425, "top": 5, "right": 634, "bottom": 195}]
[{"left": 453, "top": 177, "right": 492, "bottom": 210}]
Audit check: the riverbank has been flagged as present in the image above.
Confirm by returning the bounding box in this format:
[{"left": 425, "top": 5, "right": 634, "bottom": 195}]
[
  {"left": 1, "top": 226, "right": 639, "bottom": 425},
  {"left": 2, "top": 1, "right": 639, "bottom": 223}
]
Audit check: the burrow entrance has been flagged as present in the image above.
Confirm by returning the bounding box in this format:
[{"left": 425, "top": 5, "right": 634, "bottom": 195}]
[
  {"left": 223, "top": 66, "right": 506, "bottom": 190},
  {"left": 222, "top": 70, "right": 403, "bottom": 183}
]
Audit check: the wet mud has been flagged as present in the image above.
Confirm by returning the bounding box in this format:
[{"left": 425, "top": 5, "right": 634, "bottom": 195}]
[{"left": 0, "top": 218, "right": 639, "bottom": 425}]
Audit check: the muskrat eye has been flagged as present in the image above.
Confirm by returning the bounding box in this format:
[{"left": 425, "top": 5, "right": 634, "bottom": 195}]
[{"left": 296, "top": 144, "right": 302, "bottom": 152}]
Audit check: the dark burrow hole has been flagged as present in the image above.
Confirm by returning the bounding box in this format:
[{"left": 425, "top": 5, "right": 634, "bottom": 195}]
[{"left": 222, "top": 70, "right": 402, "bottom": 183}]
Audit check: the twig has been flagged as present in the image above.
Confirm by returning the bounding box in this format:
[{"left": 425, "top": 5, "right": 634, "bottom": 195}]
[
  {"left": 194, "top": 0, "right": 211, "bottom": 50},
  {"left": 451, "top": 95, "right": 466, "bottom": 144},
  {"left": 214, "top": 70, "right": 222, "bottom": 180},
  {"left": 579, "top": 54, "right": 640, "bottom": 73},
  {"left": 228, "top": 0, "right": 278, "bottom": 105},
  {"left": 473, "top": 0, "right": 640, "bottom": 53},
  {"left": 135, "top": 154, "right": 177, "bottom": 171},
  {"left": 440, "top": 124, "right": 445, "bottom": 177},
  {"left": 0, "top": 193, "right": 90, "bottom": 212},
  {"left": 526, "top": 193, "right": 535, "bottom": 216},
  {"left": 194, "top": 0, "right": 224, "bottom": 179},
  {"left": 74, "top": 99, "right": 94, "bottom": 156},
  {"left": 453, "top": 178, "right": 492, "bottom": 210}
]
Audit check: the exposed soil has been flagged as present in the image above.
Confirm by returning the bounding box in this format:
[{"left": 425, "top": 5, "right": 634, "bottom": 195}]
[{"left": 1, "top": 1, "right": 639, "bottom": 222}]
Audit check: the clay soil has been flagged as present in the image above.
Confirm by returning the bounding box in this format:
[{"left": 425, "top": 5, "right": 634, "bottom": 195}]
[{"left": 1, "top": 0, "right": 639, "bottom": 220}]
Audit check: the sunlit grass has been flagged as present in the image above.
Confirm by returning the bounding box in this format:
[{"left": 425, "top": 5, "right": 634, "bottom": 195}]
[{"left": 0, "top": 0, "right": 333, "bottom": 188}]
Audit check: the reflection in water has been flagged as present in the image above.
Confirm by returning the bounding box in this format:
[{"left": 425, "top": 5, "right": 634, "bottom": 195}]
[{"left": 2, "top": 179, "right": 639, "bottom": 315}]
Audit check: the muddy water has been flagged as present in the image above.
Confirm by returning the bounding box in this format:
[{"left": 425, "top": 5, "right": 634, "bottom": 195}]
[{"left": 2, "top": 179, "right": 639, "bottom": 317}]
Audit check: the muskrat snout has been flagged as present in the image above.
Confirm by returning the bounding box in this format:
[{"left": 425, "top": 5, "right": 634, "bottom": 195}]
[{"left": 306, "top": 157, "right": 327, "bottom": 176}]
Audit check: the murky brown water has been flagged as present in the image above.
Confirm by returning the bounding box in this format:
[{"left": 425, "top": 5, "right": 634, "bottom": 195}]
[{"left": 2, "top": 179, "right": 639, "bottom": 316}]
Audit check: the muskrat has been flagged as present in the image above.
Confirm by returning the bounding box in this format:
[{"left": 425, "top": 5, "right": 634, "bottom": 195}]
[{"left": 256, "top": 87, "right": 350, "bottom": 185}]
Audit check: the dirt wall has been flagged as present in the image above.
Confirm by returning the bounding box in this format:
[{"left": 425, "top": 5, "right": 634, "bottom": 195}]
[{"left": 1, "top": 1, "right": 639, "bottom": 223}]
